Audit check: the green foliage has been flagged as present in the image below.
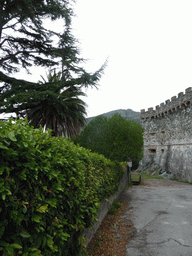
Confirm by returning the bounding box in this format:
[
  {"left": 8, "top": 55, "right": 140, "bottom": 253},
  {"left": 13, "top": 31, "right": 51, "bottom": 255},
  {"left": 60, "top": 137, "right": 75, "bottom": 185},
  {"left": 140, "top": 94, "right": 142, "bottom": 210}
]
[
  {"left": 73, "top": 114, "right": 144, "bottom": 167},
  {"left": 0, "top": 118, "right": 124, "bottom": 255}
]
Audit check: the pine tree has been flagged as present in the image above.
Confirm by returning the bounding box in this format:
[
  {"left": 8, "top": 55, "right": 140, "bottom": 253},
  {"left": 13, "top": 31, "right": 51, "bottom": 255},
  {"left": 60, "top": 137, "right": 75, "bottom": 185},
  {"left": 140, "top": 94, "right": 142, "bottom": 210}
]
[
  {"left": 0, "top": 0, "right": 106, "bottom": 132},
  {"left": 0, "top": 0, "right": 73, "bottom": 73}
]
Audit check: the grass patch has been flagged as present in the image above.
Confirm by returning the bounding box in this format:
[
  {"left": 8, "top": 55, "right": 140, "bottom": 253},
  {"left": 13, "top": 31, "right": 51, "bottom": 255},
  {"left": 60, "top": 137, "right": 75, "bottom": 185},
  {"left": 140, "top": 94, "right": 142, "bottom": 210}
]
[
  {"left": 108, "top": 199, "right": 122, "bottom": 215},
  {"left": 131, "top": 172, "right": 165, "bottom": 181},
  {"left": 174, "top": 178, "right": 192, "bottom": 185}
]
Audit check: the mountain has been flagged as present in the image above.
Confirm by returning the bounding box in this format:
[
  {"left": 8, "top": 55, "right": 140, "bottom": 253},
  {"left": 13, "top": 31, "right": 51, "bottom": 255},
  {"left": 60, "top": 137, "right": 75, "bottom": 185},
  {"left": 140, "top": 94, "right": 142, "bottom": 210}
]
[{"left": 87, "top": 109, "right": 141, "bottom": 123}]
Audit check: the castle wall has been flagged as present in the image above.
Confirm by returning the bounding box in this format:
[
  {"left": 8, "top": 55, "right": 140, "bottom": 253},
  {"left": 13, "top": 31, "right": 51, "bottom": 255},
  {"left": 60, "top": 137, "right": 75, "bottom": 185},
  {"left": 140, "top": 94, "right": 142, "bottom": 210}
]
[{"left": 140, "top": 87, "right": 192, "bottom": 182}]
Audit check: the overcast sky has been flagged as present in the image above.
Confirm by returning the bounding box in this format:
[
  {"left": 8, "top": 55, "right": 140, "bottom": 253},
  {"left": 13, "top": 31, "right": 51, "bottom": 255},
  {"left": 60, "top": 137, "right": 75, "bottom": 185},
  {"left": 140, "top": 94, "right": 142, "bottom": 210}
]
[
  {"left": 4, "top": 0, "right": 192, "bottom": 119},
  {"left": 72, "top": 0, "right": 192, "bottom": 117}
]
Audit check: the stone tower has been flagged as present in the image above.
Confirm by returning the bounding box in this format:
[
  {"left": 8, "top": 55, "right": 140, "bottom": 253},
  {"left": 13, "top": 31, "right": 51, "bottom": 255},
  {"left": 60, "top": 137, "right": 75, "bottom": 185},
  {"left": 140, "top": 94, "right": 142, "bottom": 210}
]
[{"left": 140, "top": 87, "right": 192, "bottom": 182}]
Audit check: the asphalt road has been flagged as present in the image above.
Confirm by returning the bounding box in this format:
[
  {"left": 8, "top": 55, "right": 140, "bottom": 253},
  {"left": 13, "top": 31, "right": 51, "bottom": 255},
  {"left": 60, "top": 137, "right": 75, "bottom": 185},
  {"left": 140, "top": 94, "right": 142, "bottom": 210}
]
[{"left": 126, "top": 179, "right": 192, "bottom": 256}]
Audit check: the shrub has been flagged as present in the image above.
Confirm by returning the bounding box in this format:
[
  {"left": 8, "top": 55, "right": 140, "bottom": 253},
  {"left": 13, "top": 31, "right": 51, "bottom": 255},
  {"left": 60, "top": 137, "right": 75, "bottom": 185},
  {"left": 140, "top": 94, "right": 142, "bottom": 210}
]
[{"left": 0, "top": 118, "right": 124, "bottom": 255}]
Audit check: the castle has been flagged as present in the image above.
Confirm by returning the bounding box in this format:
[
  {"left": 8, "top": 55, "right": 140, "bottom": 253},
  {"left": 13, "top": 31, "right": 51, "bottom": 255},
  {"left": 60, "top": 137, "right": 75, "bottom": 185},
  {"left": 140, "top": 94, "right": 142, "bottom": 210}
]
[{"left": 140, "top": 87, "right": 192, "bottom": 182}]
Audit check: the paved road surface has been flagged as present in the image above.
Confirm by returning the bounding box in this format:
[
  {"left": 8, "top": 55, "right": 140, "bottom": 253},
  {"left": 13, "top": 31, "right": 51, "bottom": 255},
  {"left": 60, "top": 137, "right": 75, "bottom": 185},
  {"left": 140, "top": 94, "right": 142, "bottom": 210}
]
[{"left": 126, "top": 179, "right": 192, "bottom": 256}]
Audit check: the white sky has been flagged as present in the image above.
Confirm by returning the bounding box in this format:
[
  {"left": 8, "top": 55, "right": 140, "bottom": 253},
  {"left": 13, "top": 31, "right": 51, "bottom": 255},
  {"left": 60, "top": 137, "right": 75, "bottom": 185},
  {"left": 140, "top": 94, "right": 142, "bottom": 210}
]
[
  {"left": 2, "top": 0, "right": 192, "bottom": 119},
  {"left": 72, "top": 0, "right": 192, "bottom": 117}
]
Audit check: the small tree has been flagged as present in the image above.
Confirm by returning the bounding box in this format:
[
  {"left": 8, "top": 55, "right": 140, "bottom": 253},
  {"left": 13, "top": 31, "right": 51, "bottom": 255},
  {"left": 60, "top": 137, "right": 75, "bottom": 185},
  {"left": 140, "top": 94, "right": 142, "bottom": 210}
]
[
  {"left": 74, "top": 115, "right": 109, "bottom": 155},
  {"left": 73, "top": 114, "right": 144, "bottom": 166},
  {"left": 107, "top": 114, "right": 144, "bottom": 165}
]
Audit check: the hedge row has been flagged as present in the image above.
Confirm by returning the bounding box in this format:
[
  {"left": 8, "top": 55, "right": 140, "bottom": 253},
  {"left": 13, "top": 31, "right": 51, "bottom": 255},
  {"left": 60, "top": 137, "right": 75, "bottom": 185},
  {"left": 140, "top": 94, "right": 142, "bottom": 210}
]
[{"left": 0, "top": 119, "right": 124, "bottom": 255}]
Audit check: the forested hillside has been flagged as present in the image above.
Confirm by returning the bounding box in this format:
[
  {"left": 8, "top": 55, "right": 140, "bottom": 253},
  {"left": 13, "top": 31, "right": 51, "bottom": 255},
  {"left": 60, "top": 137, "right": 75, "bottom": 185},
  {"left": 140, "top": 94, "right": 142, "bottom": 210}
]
[{"left": 87, "top": 109, "right": 140, "bottom": 123}]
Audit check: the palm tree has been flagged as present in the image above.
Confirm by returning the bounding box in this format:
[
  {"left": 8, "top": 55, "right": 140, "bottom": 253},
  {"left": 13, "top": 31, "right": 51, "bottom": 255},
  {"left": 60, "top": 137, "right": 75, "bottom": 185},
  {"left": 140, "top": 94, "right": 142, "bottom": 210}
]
[{"left": 26, "top": 70, "right": 87, "bottom": 137}]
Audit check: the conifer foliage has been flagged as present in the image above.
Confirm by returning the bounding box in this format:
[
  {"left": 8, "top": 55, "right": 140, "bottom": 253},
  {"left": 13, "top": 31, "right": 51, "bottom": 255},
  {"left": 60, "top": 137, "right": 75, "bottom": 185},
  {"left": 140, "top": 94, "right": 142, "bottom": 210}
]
[{"left": 0, "top": 0, "right": 105, "bottom": 136}]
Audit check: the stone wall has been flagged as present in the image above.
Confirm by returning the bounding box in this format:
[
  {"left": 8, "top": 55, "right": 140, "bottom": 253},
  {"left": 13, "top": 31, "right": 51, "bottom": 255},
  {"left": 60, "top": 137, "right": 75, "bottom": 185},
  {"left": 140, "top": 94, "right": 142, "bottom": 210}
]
[
  {"left": 83, "top": 168, "right": 128, "bottom": 246},
  {"left": 140, "top": 87, "right": 192, "bottom": 182}
]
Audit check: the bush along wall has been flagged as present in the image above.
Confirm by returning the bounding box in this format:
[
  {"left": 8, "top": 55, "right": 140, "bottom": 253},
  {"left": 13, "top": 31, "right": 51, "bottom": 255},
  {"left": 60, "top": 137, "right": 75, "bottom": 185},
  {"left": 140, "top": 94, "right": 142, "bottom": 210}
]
[{"left": 0, "top": 118, "right": 124, "bottom": 256}]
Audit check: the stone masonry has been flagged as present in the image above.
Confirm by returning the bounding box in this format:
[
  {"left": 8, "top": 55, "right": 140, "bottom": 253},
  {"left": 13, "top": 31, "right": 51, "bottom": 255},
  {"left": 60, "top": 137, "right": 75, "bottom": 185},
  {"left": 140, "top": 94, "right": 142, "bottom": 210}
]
[{"left": 140, "top": 87, "right": 192, "bottom": 182}]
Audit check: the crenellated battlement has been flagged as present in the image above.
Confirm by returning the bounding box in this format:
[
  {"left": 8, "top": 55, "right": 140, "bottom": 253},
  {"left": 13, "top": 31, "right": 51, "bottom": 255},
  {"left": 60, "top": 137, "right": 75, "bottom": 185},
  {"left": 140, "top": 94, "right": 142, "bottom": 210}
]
[{"left": 140, "top": 87, "right": 192, "bottom": 120}]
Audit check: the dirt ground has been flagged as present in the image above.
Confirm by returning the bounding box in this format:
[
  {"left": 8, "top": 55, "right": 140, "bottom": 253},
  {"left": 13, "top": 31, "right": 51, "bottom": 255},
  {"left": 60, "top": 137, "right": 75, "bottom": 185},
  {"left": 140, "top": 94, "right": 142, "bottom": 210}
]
[
  {"left": 87, "top": 186, "right": 136, "bottom": 256},
  {"left": 86, "top": 179, "right": 190, "bottom": 256}
]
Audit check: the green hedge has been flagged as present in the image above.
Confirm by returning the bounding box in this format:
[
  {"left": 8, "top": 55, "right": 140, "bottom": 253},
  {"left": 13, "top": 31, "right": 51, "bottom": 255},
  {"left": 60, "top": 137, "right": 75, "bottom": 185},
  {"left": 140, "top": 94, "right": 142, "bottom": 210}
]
[{"left": 0, "top": 119, "right": 124, "bottom": 255}]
